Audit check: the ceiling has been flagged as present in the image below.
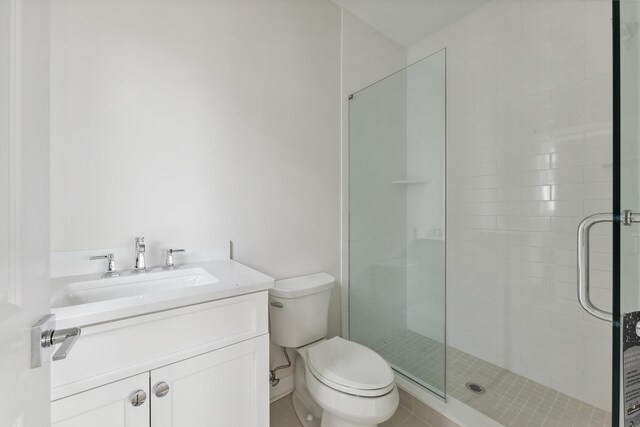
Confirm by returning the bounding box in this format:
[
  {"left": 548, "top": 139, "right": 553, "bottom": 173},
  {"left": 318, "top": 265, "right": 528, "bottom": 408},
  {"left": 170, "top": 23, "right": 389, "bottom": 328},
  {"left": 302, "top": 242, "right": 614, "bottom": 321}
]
[{"left": 332, "top": 0, "right": 491, "bottom": 48}]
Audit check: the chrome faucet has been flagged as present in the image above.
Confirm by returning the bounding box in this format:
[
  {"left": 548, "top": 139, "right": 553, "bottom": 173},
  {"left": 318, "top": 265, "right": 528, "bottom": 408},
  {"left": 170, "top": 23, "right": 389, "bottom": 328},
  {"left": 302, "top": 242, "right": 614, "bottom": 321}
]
[{"left": 132, "top": 237, "right": 147, "bottom": 273}]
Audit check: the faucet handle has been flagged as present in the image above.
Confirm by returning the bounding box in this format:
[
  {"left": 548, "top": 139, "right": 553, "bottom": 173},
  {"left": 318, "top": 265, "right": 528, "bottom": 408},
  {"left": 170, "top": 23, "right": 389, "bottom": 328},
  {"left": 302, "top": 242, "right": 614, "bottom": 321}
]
[
  {"left": 135, "top": 237, "right": 146, "bottom": 252},
  {"left": 90, "top": 253, "right": 120, "bottom": 278},
  {"left": 163, "top": 248, "right": 186, "bottom": 270}
]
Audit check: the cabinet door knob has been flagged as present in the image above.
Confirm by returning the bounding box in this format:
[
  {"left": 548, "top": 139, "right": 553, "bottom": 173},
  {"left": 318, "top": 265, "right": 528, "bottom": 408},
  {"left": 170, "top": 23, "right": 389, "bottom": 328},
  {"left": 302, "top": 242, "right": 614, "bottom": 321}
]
[
  {"left": 130, "top": 389, "right": 147, "bottom": 407},
  {"left": 154, "top": 382, "right": 170, "bottom": 398}
]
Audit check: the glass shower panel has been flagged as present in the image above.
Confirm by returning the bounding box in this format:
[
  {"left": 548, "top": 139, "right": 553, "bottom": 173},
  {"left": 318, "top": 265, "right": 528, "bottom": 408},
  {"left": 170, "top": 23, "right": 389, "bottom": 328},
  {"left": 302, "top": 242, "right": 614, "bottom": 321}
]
[{"left": 348, "top": 50, "right": 446, "bottom": 397}]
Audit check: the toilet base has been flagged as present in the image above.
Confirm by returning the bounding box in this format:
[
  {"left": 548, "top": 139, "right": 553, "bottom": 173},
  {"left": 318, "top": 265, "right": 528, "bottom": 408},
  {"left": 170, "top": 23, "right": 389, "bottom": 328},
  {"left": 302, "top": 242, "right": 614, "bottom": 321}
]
[
  {"left": 292, "top": 392, "right": 321, "bottom": 427},
  {"left": 291, "top": 348, "right": 323, "bottom": 427}
]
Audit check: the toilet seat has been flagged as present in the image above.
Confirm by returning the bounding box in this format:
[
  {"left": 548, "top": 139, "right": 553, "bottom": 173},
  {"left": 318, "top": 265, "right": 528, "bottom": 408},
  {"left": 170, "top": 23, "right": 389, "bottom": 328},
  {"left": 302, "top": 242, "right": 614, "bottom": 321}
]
[{"left": 306, "top": 337, "right": 395, "bottom": 397}]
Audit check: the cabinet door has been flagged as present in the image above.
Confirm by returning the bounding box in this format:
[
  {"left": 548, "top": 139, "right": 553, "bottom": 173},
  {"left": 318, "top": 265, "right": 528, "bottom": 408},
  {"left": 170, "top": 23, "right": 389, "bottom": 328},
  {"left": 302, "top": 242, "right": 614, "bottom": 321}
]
[
  {"left": 151, "top": 334, "right": 269, "bottom": 427},
  {"left": 51, "top": 373, "right": 150, "bottom": 427}
]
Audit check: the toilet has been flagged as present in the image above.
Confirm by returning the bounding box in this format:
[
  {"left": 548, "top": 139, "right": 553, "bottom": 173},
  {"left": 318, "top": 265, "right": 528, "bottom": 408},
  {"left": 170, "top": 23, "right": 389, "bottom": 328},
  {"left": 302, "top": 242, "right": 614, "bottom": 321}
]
[{"left": 269, "top": 273, "right": 399, "bottom": 427}]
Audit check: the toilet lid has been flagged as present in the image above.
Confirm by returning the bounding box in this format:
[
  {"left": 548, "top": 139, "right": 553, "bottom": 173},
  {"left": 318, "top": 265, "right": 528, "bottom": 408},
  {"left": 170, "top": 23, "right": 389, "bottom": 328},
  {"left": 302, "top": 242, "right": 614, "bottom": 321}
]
[{"left": 307, "top": 337, "right": 395, "bottom": 396}]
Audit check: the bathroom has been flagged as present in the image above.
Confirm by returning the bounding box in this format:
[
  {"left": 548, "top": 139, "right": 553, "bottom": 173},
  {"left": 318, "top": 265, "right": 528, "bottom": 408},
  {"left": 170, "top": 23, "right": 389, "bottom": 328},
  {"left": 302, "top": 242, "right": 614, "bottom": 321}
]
[{"left": 0, "top": 0, "right": 632, "bottom": 426}]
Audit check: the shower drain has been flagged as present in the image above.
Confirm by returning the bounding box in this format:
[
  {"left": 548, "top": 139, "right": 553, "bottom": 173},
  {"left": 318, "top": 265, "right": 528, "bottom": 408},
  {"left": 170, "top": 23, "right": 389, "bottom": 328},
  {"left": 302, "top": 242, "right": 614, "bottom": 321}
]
[{"left": 465, "top": 382, "right": 486, "bottom": 394}]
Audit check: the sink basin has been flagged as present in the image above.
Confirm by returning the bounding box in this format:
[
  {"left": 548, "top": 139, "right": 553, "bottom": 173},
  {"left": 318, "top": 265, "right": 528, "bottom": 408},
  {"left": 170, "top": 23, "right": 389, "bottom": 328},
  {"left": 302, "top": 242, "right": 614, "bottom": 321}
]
[
  {"left": 48, "top": 260, "right": 274, "bottom": 329},
  {"left": 51, "top": 268, "right": 219, "bottom": 308}
]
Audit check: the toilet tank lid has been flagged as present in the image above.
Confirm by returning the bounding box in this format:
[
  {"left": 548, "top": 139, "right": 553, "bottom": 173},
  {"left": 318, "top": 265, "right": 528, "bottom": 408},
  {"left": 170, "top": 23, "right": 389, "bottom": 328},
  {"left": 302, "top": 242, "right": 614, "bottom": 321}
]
[{"left": 270, "top": 273, "right": 335, "bottom": 298}]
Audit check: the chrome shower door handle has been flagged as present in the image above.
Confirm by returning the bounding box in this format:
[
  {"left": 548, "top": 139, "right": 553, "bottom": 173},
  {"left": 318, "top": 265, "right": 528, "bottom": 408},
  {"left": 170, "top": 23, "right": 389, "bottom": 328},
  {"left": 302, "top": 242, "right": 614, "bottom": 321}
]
[{"left": 577, "top": 213, "right": 614, "bottom": 322}]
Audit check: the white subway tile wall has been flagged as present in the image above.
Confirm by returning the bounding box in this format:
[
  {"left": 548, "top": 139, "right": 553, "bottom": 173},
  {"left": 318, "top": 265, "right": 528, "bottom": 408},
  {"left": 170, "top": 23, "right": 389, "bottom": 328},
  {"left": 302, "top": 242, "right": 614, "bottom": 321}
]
[{"left": 408, "top": 0, "right": 612, "bottom": 410}]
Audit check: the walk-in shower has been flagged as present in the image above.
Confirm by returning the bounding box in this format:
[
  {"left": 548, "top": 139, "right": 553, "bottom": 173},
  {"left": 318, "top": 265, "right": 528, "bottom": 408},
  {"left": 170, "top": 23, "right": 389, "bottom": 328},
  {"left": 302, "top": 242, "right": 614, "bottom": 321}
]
[{"left": 347, "top": 1, "right": 614, "bottom": 425}]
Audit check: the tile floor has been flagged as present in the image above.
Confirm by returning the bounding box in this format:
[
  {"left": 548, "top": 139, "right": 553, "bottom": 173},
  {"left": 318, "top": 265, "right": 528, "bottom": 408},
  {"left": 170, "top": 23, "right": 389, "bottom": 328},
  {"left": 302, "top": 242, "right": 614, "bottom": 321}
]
[
  {"left": 270, "top": 394, "right": 305, "bottom": 427},
  {"left": 270, "top": 393, "right": 431, "bottom": 427},
  {"left": 271, "top": 330, "right": 612, "bottom": 426},
  {"left": 373, "top": 330, "right": 612, "bottom": 427},
  {"left": 372, "top": 330, "right": 446, "bottom": 395}
]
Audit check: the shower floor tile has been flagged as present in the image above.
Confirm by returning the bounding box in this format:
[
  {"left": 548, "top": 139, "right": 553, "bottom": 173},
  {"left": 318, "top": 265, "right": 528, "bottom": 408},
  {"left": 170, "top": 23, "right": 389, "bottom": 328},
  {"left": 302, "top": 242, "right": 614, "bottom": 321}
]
[{"left": 372, "top": 330, "right": 611, "bottom": 427}]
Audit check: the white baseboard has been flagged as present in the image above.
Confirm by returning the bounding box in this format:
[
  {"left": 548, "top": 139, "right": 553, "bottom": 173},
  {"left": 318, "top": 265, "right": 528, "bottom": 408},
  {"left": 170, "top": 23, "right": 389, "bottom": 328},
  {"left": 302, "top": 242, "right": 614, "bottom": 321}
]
[{"left": 270, "top": 374, "right": 294, "bottom": 403}]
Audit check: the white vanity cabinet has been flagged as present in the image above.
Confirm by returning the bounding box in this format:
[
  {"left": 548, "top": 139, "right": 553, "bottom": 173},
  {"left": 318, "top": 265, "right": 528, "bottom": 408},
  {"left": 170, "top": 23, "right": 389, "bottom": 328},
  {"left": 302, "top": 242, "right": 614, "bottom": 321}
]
[
  {"left": 151, "top": 335, "right": 269, "bottom": 427},
  {"left": 52, "top": 373, "right": 150, "bottom": 427},
  {"left": 50, "top": 291, "right": 270, "bottom": 427}
]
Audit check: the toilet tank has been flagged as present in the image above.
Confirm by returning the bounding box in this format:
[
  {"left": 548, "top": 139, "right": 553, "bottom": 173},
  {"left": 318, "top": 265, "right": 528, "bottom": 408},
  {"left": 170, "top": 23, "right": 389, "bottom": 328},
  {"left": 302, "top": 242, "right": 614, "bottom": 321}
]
[{"left": 268, "top": 273, "right": 335, "bottom": 348}]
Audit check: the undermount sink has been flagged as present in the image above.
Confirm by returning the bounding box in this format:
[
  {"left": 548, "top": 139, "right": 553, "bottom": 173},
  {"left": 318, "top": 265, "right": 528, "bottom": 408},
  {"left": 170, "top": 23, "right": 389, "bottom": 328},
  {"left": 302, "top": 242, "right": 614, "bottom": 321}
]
[{"left": 51, "top": 268, "right": 219, "bottom": 308}]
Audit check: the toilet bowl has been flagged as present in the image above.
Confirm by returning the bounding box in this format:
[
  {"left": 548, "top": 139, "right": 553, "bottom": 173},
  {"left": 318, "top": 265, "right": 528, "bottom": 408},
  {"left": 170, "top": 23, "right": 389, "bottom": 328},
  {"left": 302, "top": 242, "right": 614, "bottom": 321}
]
[{"left": 268, "top": 273, "right": 398, "bottom": 427}]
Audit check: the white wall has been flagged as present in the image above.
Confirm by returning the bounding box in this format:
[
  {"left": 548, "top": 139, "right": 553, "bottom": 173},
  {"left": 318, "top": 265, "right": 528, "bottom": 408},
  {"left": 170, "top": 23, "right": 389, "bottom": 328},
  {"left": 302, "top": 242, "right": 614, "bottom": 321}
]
[
  {"left": 408, "top": 0, "right": 612, "bottom": 410},
  {"left": 341, "top": 10, "right": 408, "bottom": 95},
  {"left": 50, "top": 0, "right": 341, "bottom": 388}
]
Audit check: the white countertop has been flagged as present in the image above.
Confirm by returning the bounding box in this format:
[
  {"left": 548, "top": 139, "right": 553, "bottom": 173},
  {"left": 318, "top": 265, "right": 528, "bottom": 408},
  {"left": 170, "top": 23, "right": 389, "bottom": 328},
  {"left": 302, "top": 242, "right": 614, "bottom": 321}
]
[{"left": 50, "top": 259, "right": 274, "bottom": 329}]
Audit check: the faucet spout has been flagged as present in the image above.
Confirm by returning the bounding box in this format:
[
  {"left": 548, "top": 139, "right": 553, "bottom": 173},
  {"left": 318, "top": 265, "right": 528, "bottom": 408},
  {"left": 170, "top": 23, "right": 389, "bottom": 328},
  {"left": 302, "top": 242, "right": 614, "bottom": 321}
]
[{"left": 132, "top": 237, "right": 148, "bottom": 273}]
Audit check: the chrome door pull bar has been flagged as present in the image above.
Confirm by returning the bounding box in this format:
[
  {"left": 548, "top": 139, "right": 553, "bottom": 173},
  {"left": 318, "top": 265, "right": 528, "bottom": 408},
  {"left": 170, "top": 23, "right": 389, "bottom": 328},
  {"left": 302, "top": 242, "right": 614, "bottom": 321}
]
[{"left": 577, "top": 210, "right": 639, "bottom": 322}]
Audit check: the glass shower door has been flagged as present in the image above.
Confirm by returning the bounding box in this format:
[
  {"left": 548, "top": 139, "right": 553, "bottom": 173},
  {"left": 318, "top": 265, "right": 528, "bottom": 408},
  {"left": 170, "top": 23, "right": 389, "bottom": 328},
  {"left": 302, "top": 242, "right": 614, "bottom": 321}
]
[{"left": 348, "top": 50, "right": 446, "bottom": 397}]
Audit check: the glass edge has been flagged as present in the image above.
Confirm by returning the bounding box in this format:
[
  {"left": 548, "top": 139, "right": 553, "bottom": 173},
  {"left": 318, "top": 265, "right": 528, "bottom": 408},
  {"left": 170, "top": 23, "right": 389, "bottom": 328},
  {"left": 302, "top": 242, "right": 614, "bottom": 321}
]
[
  {"left": 347, "top": 94, "right": 351, "bottom": 342},
  {"left": 349, "top": 48, "right": 447, "bottom": 98},
  {"left": 443, "top": 47, "right": 448, "bottom": 403}
]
